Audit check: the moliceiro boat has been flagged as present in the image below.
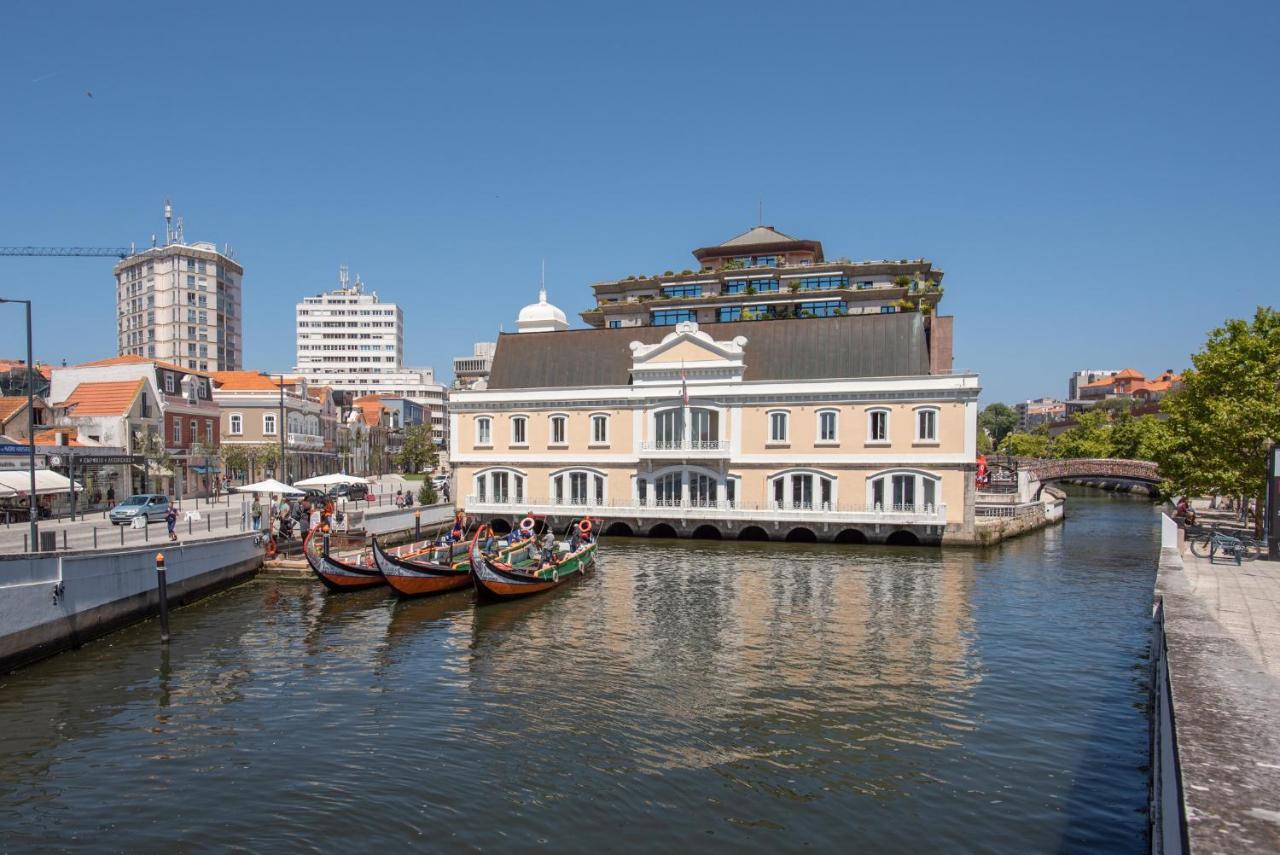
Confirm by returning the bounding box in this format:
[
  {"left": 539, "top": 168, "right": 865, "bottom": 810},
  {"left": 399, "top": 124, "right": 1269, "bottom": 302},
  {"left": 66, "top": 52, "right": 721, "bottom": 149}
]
[
  {"left": 371, "top": 536, "right": 472, "bottom": 598},
  {"left": 302, "top": 529, "right": 386, "bottom": 592},
  {"left": 468, "top": 520, "right": 597, "bottom": 601}
]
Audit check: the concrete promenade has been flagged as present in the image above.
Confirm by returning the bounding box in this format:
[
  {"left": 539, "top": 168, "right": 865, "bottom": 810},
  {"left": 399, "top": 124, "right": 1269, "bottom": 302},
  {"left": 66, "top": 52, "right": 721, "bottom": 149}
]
[{"left": 1157, "top": 531, "right": 1280, "bottom": 851}]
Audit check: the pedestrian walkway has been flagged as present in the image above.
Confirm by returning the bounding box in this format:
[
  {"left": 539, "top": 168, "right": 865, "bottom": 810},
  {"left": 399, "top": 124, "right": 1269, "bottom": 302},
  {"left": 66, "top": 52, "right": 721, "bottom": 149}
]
[{"left": 1157, "top": 541, "right": 1280, "bottom": 850}]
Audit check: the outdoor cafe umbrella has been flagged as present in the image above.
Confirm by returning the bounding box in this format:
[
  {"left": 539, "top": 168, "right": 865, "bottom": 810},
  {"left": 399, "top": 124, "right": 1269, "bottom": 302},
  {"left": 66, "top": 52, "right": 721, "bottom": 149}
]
[
  {"left": 293, "top": 473, "right": 370, "bottom": 488},
  {"left": 232, "top": 478, "right": 303, "bottom": 496}
]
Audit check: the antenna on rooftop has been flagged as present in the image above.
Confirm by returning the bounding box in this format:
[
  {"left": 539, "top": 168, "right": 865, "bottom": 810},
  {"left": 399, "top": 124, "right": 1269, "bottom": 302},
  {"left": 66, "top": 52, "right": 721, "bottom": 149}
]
[
  {"left": 339, "top": 264, "right": 350, "bottom": 289},
  {"left": 539, "top": 258, "right": 547, "bottom": 302},
  {"left": 163, "top": 199, "right": 173, "bottom": 245}
]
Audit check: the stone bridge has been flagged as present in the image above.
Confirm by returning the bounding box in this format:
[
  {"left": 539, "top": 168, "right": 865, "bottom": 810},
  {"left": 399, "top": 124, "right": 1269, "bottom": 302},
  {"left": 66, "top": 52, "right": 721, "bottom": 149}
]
[{"left": 986, "top": 457, "right": 1161, "bottom": 502}]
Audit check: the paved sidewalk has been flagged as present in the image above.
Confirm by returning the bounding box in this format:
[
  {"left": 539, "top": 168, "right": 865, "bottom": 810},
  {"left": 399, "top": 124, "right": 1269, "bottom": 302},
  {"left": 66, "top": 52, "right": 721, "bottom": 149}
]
[{"left": 1157, "top": 545, "right": 1280, "bottom": 850}]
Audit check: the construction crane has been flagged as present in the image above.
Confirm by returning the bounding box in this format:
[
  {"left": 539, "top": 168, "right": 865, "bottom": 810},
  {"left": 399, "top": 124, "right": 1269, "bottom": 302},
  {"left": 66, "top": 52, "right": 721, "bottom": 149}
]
[{"left": 0, "top": 246, "right": 134, "bottom": 258}]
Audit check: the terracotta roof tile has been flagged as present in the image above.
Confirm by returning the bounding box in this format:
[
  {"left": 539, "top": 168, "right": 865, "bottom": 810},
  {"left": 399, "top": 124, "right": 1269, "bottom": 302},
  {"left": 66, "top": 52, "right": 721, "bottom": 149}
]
[
  {"left": 0, "top": 396, "right": 28, "bottom": 421},
  {"left": 55, "top": 379, "right": 144, "bottom": 416},
  {"left": 1115, "top": 368, "right": 1144, "bottom": 379},
  {"left": 34, "top": 427, "right": 84, "bottom": 446},
  {"left": 210, "top": 371, "right": 281, "bottom": 391}
]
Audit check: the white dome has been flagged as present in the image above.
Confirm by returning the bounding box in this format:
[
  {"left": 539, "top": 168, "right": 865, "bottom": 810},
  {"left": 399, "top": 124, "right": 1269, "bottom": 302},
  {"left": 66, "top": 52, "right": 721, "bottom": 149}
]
[{"left": 516, "top": 288, "right": 569, "bottom": 333}]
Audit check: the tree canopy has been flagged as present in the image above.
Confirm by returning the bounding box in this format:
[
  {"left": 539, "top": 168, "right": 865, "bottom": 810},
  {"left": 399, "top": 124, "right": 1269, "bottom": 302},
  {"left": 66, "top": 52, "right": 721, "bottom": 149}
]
[
  {"left": 396, "top": 424, "right": 439, "bottom": 474},
  {"left": 979, "top": 403, "right": 1019, "bottom": 448}
]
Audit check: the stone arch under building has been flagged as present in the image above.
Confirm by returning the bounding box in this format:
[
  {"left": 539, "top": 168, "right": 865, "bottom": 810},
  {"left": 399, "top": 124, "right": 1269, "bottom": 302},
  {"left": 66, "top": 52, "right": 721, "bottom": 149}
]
[
  {"left": 648, "top": 522, "right": 678, "bottom": 539},
  {"left": 834, "top": 528, "right": 869, "bottom": 544},
  {"left": 738, "top": 525, "right": 769, "bottom": 542},
  {"left": 691, "top": 524, "right": 722, "bottom": 540},
  {"left": 885, "top": 529, "right": 921, "bottom": 546},
  {"left": 785, "top": 527, "right": 818, "bottom": 543}
]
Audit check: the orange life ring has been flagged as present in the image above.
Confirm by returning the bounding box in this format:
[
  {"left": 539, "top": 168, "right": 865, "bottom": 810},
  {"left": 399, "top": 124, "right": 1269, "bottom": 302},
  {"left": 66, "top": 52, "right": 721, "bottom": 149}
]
[
  {"left": 578, "top": 519, "right": 592, "bottom": 535},
  {"left": 520, "top": 516, "right": 535, "bottom": 532},
  {"left": 265, "top": 538, "right": 278, "bottom": 558}
]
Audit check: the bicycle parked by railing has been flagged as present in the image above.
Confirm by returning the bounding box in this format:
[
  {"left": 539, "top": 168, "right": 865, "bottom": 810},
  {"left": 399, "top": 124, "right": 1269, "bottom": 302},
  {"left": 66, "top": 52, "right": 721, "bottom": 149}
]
[{"left": 1187, "top": 528, "right": 1263, "bottom": 564}]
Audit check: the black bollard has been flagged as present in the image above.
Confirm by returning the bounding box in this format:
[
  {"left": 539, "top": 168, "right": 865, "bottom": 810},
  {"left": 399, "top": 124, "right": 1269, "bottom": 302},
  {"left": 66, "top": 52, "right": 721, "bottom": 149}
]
[
  {"left": 155, "top": 552, "right": 170, "bottom": 643},
  {"left": 62, "top": 529, "right": 67, "bottom": 550},
  {"left": 414, "top": 510, "right": 421, "bottom": 541},
  {"left": 93, "top": 527, "right": 97, "bottom": 549},
  {"left": 120, "top": 525, "right": 125, "bottom": 546},
  {"left": 188, "top": 517, "right": 192, "bottom": 536}
]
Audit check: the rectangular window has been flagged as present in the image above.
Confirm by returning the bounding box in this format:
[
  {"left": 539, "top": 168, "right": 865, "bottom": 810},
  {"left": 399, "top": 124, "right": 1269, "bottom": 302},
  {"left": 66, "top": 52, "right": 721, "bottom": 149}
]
[
  {"left": 189, "top": 419, "right": 198, "bottom": 442},
  {"left": 550, "top": 416, "right": 567, "bottom": 444},
  {"left": 923, "top": 478, "right": 936, "bottom": 509},
  {"left": 858, "top": 281, "right": 875, "bottom": 290},
  {"left": 798, "top": 300, "right": 845, "bottom": 318},
  {"left": 769, "top": 411, "right": 788, "bottom": 443},
  {"left": 592, "top": 415, "right": 608, "bottom": 444},
  {"left": 661, "top": 284, "right": 702, "bottom": 298},
  {"left": 163, "top": 373, "right": 175, "bottom": 393},
  {"left": 880, "top": 306, "right": 897, "bottom": 313},
  {"left": 608, "top": 320, "right": 622, "bottom": 329},
  {"left": 917, "top": 409, "right": 937, "bottom": 441},
  {"left": 718, "top": 306, "right": 743, "bottom": 322},
  {"left": 652, "top": 309, "right": 696, "bottom": 326},
  {"left": 892, "top": 474, "right": 916, "bottom": 509},
  {"left": 869, "top": 410, "right": 888, "bottom": 442},
  {"left": 264, "top": 414, "right": 277, "bottom": 435},
  {"left": 173, "top": 418, "right": 181, "bottom": 444},
  {"left": 819, "top": 411, "right": 837, "bottom": 442},
  {"left": 512, "top": 417, "right": 526, "bottom": 445},
  {"left": 724, "top": 279, "right": 779, "bottom": 294},
  {"left": 797, "top": 276, "right": 849, "bottom": 290}
]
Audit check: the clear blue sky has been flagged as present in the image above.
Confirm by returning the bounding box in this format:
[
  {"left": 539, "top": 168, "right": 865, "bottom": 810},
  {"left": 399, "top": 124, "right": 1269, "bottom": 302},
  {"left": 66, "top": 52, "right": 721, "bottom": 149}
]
[{"left": 2, "top": 1, "right": 1276, "bottom": 404}]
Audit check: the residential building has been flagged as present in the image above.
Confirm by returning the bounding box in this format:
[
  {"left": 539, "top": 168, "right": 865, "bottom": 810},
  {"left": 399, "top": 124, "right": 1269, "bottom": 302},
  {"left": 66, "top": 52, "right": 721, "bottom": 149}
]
[
  {"left": 452, "top": 341, "right": 496, "bottom": 389},
  {"left": 452, "top": 299, "right": 976, "bottom": 544},
  {"left": 349, "top": 395, "right": 394, "bottom": 476},
  {"left": 1078, "top": 368, "right": 1181, "bottom": 403},
  {"left": 0, "top": 395, "right": 49, "bottom": 441},
  {"left": 49, "top": 356, "right": 221, "bottom": 497},
  {"left": 113, "top": 203, "right": 244, "bottom": 372},
  {"left": 1067, "top": 369, "right": 1119, "bottom": 401},
  {"left": 210, "top": 371, "right": 334, "bottom": 482},
  {"left": 1015, "top": 398, "right": 1066, "bottom": 431},
  {"left": 0, "top": 360, "right": 52, "bottom": 398},
  {"left": 580, "top": 226, "right": 945, "bottom": 331}
]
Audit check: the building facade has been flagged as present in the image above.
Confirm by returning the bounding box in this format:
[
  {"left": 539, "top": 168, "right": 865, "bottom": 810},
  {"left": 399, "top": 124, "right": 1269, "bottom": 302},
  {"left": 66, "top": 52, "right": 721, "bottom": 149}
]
[
  {"left": 113, "top": 205, "right": 243, "bottom": 372},
  {"left": 210, "top": 372, "right": 335, "bottom": 482},
  {"left": 581, "top": 226, "right": 945, "bottom": 331},
  {"left": 452, "top": 314, "right": 976, "bottom": 545},
  {"left": 452, "top": 341, "right": 496, "bottom": 390},
  {"left": 1015, "top": 398, "right": 1066, "bottom": 431}
]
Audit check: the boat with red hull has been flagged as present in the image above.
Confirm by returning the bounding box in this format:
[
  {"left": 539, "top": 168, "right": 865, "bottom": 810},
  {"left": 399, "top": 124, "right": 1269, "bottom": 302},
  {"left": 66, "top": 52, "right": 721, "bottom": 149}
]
[
  {"left": 302, "top": 529, "right": 386, "bottom": 592},
  {"left": 468, "top": 523, "right": 597, "bottom": 601},
  {"left": 371, "top": 536, "right": 471, "bottom": 598}
]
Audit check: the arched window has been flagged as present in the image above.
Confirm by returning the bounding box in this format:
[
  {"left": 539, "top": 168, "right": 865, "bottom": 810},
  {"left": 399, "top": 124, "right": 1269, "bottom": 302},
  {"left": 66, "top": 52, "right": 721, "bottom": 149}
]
[
  {"left": 767, "top": 468, "right": 835, "bottom": 510},
  {"left": 473, "top": 467, "right": 525, "bottom": 504},
  {"left": 511, "top": 415, "right": 528, "bottom": 446},
  {"left": 228, "top": 413, "right": 242, "bottom": 435},
  {"left": 590, "top": 413, "right": 609, "bottom": 445},
  {"left": 263, "top": 413, "right": 277, "bottom": 435},
  {"left": 866, "top": 407, "right": 890, "bottom": 443},
  {"left": 689, "top": 408, "right": 719, "bottom": 446},
  {"left": 914, "top": 406, "right": 939, "bottom": 443},
  {"left": 866, "top": 469, "right": 941, "bottom": 513},
  {"left": 816, "top": 408, "right": 839, "bottom": 444},
  {"left": 550, "top": 468, "right": 606, "bottom": 506},
  {"left": 653, "top": 408, "right": 683, "bottom": 447},
  {"left": 549, "top": 414, "right": 568, "bottom": 446},
  {"left": 768, "top": 409, "right": 789, "bottom": 443},
  {"left": 475, "top": 416, "right": 493, "bottom": 446}
]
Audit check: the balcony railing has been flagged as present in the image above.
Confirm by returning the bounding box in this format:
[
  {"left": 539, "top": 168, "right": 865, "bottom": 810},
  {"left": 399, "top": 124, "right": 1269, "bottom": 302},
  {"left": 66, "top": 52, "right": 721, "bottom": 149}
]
[
  {"left": 287, "top": 432, "right": 324, "bottom": 449},
  {"left": 464, "top": 495, "right": 947, "bottom": 525},
  {"left": 639, "top": 440, "right": 730, "bottom": 454}
]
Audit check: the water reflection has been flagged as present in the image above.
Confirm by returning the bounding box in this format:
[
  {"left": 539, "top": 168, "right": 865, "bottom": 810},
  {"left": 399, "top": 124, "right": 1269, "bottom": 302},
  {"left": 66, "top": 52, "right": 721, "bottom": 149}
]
[{"left": 0, "top": 495, "right": 1157, "bottom": 853}]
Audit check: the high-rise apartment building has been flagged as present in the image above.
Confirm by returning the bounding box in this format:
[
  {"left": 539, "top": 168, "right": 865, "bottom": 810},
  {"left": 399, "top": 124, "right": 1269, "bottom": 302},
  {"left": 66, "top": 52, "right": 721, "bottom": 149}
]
[
  {"left": 113, "top": 202, "right": 244, "bottom": 372},
  {"left": 294, "top": 267, "right": 448, "bottom": 447},
  {"left": 452, "top": 341, "right": 496, "bottom": 389}
]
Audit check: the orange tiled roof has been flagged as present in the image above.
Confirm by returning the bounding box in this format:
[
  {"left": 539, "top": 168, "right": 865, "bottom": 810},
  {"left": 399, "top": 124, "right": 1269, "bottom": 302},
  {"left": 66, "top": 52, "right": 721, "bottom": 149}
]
[
  {"left": 34, "top": 427, "right": 85, "bottom": 446},
  {"left": 55, "top": 379, "right": 145, "bottom": 416},
  {"left": 0, "top": 396, "right": 28, "bottom": 422},
  {"left": 210, "top": 370, "right": 281, "bottom": 391},
  {"left": 1114, "top": 368, "right": 1144, "bottom": 379},
  {"left": 1081, "top": 376, "right": 1115, "bottom": 389}
]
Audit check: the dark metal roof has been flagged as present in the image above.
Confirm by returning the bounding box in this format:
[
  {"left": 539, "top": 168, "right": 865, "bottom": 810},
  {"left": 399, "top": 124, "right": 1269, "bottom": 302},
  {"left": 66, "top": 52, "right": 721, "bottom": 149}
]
[{"left": 485, "top": 313, "right": 931, "bottom": 389}]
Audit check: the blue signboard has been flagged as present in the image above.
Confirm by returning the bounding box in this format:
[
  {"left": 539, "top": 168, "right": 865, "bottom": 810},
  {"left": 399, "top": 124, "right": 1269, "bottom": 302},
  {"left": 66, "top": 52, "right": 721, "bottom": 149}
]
[{"left": 0, "top": 444, "right": 32, "bottom": 455}]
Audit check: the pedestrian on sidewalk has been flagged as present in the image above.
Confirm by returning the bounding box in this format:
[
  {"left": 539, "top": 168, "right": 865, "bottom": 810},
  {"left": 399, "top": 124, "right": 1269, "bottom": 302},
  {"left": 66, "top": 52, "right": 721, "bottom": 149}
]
[
  {"left": 166, "top": 503, "right": 178, "bottom": 542},
  {"left": 251, "top": 497, "right": 262, "bottom": 530}
]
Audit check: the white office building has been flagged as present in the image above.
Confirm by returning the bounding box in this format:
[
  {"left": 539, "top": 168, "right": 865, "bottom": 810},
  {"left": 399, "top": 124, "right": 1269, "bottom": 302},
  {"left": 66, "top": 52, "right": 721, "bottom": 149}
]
[{"left": 294, "top": 266, "right": 448, "bottom": 446}]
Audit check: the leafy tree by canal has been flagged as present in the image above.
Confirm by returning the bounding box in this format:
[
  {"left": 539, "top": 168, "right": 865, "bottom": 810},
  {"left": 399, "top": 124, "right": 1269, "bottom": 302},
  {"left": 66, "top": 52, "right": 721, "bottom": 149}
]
[
  {"left": 998, "top": 424, "right": 1051, "bottom": 457},
  {"left": 978, "top": 403, "right": 1019, "bottom": 448},
  {"left": 395, "top": 424, "right": 439, "bottom": 474}
]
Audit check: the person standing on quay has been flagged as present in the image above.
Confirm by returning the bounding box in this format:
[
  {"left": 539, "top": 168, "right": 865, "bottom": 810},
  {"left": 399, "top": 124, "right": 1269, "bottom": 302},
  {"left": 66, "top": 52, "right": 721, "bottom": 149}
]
[
  {"left": 251, "top": 497, "right": 262, "bottom": 531},
  {"left": 165, "top": 503, "right": 178, "bottom": 542}
]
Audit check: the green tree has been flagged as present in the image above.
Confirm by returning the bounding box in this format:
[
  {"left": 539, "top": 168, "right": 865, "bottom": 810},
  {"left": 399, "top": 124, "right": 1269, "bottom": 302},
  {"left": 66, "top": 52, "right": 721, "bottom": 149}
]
[
  {"left": 1156, "top": 307, "right": 1280, "bottom": 530},
  {"left": 1051, "top": 410, "right": 1115, "bottom": 458},
  {"left": 220, "top": 444, "right": 248, "bottom": 480},
  {"left": 977, "top": 427, "right": 994, "bottom": 455},
  {"left": 395, "top": 424, "right": 439, "bottom": 473},
  {"left": 998, "top": 426, "right": 1051, "bottom": 457},
  {"left": 1109, "top": 412, "right": 1168, "bottom": 461},
  {"left": 979, "top": 403, "right": 1019, "bottom": 448},
  {"left": 133, "top": 427, "right": 171, "bottom": 492},
  {"left": 418, "top": 481, "right": 438, "bottom": 505}
]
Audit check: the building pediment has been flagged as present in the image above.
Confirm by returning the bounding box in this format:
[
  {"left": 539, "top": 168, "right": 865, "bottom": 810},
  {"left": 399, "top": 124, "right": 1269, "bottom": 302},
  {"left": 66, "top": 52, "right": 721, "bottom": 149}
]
[{"left": 629, "top": 322, "right": 747, "bottom": 386}]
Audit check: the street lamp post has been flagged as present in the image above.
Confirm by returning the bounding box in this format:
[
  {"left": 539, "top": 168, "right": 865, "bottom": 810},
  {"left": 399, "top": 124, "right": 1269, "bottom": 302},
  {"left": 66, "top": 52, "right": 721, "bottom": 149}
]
[
  {"left": 274, "top": 374, "right": 287, "bottom": 482},
  {"left": 0, "top": 298, "right": 38, "bottom": 549}
]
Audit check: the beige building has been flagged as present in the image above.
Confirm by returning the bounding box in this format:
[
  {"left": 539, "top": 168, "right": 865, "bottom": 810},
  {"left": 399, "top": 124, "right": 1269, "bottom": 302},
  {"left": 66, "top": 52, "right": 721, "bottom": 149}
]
[
  {"left": 210, "top": 372, "right": 335, "bottom": 482},
  {"left": 451, "top": 313, "right": 977, "bottom": 545}
]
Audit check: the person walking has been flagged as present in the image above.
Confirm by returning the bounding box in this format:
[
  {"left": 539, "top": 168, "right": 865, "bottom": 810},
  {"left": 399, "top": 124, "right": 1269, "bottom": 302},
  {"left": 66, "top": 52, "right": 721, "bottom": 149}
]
[
  {"left": 165, "top": 503, "right": 178, "bottom": 542},
  {"left": 107, "top": 485, "right": 115, "bottom": 505},
  {"left": 251, "top": 497, "right": 262, "bottom": 531}
]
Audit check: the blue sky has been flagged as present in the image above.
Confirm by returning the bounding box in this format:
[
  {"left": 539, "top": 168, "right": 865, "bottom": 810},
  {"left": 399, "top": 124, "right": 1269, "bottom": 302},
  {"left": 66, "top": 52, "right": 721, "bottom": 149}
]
[{"left": 2, "top": 0, "right": 1277, "bottom": 404}]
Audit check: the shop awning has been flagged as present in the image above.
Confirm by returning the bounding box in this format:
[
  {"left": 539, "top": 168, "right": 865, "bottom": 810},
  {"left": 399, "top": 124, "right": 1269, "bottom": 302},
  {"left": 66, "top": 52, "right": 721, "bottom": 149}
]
[
  {"left": 191, "top": 465, "right": 222, "bottom": 474},
  {"left": 0, "top": 469, "right": 83, "bottom": 496}
]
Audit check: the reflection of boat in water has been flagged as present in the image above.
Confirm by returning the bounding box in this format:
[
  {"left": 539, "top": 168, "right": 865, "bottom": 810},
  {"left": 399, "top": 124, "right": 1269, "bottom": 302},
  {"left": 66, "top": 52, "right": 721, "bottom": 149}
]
[
  {"left": 371, "top": 536, "right": 471, "bottom": 598},
  {"left": 302, "top": 530, "right": 386, "bottom": 592},
  {"left": 468, "top": 523, "right": 597, "bottom": 601},
  {"left": 383, "top": 588, "right": 475, "bottom": 648}
]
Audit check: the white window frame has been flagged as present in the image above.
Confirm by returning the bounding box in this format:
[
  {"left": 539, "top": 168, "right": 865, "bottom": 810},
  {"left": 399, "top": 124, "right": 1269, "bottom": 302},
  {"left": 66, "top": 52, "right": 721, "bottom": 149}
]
[
  {"left": 914, "top": 406, "right": 940, "bottom": 444},
  {"left": 475, "top": 415, "right": 493, "bottom": 447},
  {"left": 472, "top": 466, "right": 527, "bottom": 505},
  {"left": 866, "top": 407, "right": 890, "bottom": 444},
  {"left": 865, "top": 468, "right": 942, "bottom": 513},
  {"left": 549, "top": 413, "right": 569, "bottom": 447},
  {"left": 163, "top": 373, "right": 175, "bottom": 394},
  {"left": 549, "top": 467, "right": 607, "bottom": 506},
  {"left": 263, "top": 413, "right": 277, "bottom": 436},
  {"left": 767, "top": 409, "right": 790, "bottom": 445},
  {"left": 816, "top": 408, "right": 839, "bottom": 445},
  {"left": 765, "top": 467, "right": 837, "bottom": 511},
  {"left": 228, "top": 413, "right": 243, "bottom": 435},
  {"left": 511, "top": 414, "right": 529, "bottom": 447},
  {"left": 589, "top": 413, "right": 610, "bottom": 446},
  {"left": 173, "top": 417, "right": 182, "bottom": 444}
]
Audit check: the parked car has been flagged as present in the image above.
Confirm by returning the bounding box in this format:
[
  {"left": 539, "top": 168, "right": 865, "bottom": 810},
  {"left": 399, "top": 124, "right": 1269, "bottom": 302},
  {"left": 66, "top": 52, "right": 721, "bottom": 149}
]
[
  {"left": 109, "top": 494, "right": 171, "bottom": 526},
  {"left": 430, "top": 475, "right": 449, "bottom": 490},
  {"left": 328, "top": 482, "right": 369, "bottom": 501}
]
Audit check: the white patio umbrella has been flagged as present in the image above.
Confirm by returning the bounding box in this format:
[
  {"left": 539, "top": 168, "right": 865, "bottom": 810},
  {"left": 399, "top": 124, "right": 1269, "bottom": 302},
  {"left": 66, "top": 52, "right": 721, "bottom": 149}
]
[
  {"left": 293, "top": 473, "right": 370, "bottom": 488},
  {"left": 233, "top": 478, "right": 303, "bottom": 496}
]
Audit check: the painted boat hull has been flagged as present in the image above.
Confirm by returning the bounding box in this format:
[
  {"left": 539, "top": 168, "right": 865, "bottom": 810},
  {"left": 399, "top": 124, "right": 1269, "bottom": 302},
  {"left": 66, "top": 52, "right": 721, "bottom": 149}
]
[
  {"left": 371, "top": 537, "right": 471, "bottom": 598},
  {"left": 469, "top": 534, "right": 596, "bottom": 601},
  {"left": 303, "top": 530, "right": 386, "bottom": 592}
]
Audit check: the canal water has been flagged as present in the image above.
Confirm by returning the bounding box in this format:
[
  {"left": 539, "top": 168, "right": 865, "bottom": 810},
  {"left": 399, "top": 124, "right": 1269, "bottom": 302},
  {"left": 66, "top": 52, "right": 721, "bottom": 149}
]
[{"left": 0, "top": 492, "right": 1158, "bottom": 852}]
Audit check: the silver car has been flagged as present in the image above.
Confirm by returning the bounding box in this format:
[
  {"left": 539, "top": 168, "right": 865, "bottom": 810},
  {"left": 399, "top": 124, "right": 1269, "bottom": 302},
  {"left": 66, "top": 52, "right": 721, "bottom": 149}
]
[{"left": 109, "top": 494, "right": 171, "bottom": 525}]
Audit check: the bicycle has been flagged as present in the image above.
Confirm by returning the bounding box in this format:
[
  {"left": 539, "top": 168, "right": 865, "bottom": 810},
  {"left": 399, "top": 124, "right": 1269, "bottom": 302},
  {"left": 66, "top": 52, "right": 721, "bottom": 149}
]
[{"left": 1188, "top": 529, "right": 1262, "bottom": 564}]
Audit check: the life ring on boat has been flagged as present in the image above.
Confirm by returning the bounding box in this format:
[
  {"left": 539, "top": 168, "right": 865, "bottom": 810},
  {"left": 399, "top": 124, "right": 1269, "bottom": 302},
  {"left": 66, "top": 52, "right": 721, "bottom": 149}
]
[
  {"left": 578, "top": 519, "right": 592, "bottom": 535},
  {"left": 520, "top": 516, "right": 535, "bottom": 533},
  {"left": 265, "top": 538, "right": 278, "bottom": 558}
]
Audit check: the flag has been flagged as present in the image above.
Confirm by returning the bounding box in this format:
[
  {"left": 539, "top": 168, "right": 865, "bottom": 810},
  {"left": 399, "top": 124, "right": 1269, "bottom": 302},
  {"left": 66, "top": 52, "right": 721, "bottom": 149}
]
[{"left": 681, "top": 364, "right": 689, "bottom": 406}]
